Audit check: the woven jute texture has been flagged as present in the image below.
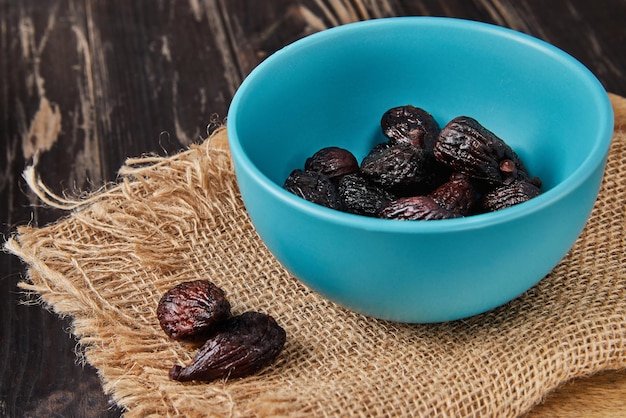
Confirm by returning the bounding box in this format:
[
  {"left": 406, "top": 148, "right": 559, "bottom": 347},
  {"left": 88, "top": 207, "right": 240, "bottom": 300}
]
[{"left": 5, "top": 95, "right": 626, "bottom": 417}]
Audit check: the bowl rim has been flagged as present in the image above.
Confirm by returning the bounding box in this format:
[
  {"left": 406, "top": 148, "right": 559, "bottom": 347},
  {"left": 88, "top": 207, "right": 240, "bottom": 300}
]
[{"left": 227, "top": 16, "right": 614, "bottom": 234}]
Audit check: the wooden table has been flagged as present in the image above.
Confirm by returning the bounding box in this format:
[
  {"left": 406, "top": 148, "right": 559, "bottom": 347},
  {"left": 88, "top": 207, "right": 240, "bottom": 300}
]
[{"left": 1, "top": 1, "right": 625, "bottom": 416}]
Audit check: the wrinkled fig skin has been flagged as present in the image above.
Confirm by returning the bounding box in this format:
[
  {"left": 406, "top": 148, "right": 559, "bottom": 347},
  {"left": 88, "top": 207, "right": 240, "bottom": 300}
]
[
  {"left": 283, "top": 169, "right": 342, "bottom": 210},
  {"left": 157, "top": 280, "right": 231, "bottom": 341},
  {"left": 481, "top": 180, "right": 543, "bottom": 212},
  {"left": 433, "top": 116, "right": 531, "bottom": 186},
  {"left": 304, "top": 146, "right": 359, "bottom": 182},
  {"left": 338, "top": 173, "right": 395, "bottom": 217},
  {"left": 428, "top": 174, "right": 477, "bottom": 216},
  {"left": 379, "top": 196, "right": 462, "bottom": 221},
  {"left": 169, "top": 312, "right": 286, "bottom": 383},
  {"left": 360, "top": 143, "right": 433, "bottom": 195},
  {"left": 381, "top": 105, "right": 441, "bottom": 150}
]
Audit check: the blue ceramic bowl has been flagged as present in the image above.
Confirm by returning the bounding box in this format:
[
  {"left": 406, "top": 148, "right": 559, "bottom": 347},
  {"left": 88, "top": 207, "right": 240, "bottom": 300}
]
[{"left": 227, "top": 17, "right": 613, "bottom": 323}]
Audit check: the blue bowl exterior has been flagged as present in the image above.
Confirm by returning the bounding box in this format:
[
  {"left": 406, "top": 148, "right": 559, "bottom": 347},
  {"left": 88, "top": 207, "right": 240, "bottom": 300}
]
[
  {"left": 232, "top": 146, "right": 607, "bottom": 323},
  {"left": 227, "top": 17, "right": 614, "bottom": 322}
]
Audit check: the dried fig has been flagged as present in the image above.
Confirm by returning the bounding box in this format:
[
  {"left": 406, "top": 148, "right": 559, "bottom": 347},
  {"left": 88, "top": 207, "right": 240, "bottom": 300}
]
[
  {"left": 381, "top": 105, "right": 440, "bottom": 150},
  {"left": 481, "top": 180, "right": 542, "bottom": 212},
  {"left": 433, "top": 116, "right": 532, "bottom": 186},
  {"left": 283, "top": 169, "right": 342, "bottom": 210},
  {"left": 338, "top": 173, "right": 394, "bottom": 217},
  {"left": 428, "top": 173, "right": 477, "bottom": 216},
  {"left": 360, "top": 143, "right": 432, "bottom": 195},
  {"left": 379, "top": 196, "right": 461, "bottom": 221},
  {"left": 304, "top": 146, "right": 359, "bottom": 182},
  {"left": 169, "top": 312, "right": 286, "bottom": 382},
  {"left": 157, "top": 280, "right": 231, "bottom": 341}
]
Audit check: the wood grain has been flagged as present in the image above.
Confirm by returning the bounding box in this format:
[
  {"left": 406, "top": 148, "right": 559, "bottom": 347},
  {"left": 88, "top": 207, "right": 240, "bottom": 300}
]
[
  {"left": 1, "top": 1, "right": 625, "bottom": 416},
  {"left": 525, "top": 370, "right": 626, "bottom": 418}
]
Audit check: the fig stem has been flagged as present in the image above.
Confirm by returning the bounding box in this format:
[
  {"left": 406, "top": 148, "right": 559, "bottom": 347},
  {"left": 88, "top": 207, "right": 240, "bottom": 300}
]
[{"left": 499, "top": 159, "right": 516, "bottom": 173}]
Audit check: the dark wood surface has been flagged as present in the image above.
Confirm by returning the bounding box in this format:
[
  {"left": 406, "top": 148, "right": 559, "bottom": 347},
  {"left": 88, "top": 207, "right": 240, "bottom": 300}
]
[{"left": 1, "top": 1, "right": 625, "bottom": 416}]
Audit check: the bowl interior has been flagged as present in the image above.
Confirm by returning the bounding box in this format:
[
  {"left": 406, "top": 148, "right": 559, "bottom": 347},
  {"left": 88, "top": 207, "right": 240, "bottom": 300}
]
[{"left": 230, "top": 17, "right": 612, "bottom": 208}]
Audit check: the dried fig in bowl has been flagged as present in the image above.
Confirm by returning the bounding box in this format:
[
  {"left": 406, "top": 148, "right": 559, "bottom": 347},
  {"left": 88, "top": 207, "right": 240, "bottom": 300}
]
[
  {"left": 381, "top": 105, "right": 440, "bottom": 150},
  {"left": 433, "top": 116, "right": 532, "bottom": 186}
]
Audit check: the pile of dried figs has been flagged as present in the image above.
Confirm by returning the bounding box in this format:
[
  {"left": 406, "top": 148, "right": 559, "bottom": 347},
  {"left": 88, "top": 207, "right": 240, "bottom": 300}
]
[
  {"left": 157, "top": 280, "right": 286, "bottom": 382},
  {"left": 284, "top": 105, "right": 542, "bottom": 220}
]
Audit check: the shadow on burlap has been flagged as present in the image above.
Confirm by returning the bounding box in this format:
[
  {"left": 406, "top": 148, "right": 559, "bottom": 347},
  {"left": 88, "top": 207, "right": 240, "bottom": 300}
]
[{"left": 5, "top": 96, "right": 626, "bottom": 417}]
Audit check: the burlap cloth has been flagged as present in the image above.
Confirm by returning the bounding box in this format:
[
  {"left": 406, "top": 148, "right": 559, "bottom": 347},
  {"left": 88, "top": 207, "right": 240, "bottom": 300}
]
[{"left": 5, "top": 94, "right": 626, "bottom": 417}]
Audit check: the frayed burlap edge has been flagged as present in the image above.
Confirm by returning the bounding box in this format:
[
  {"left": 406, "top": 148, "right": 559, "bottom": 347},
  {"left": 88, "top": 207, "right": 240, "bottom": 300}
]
[{"left": 4, "top": 96, "right": 626, "bottom": 417}]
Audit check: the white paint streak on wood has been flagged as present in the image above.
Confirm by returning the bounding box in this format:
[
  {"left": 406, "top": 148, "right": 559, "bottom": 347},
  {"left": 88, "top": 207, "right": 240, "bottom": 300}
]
[
  {"left": 19, "top": 8, "right": 58, "bottom": 95},
  {"left": 201, "top": 0, "right": 241, "bottom": 95},
  {"left": 199, "top": 87, "right": 207, "bottom": 115},
  {"left": 171, "top": 70, "right": 194, "bottom": 145},
  {"left": 85, "top": 0, "right": 113, "bottom": 132},
  {"left": 297, "top": 5, "right": 330, "bottom": 32},
  {"left": 71, "top": 24, "right": 104, "bottom": 185},
  {"left": 328, "top": 0, "right": 395, "bottom": 21},
  {"left": 23, "top": 97, "right": 62, "bottom": 160},
  {"left": 474, "top": 0, "right": 537, "bottom": 37},
  {"left": 18, "top": 9, "right": 63, "bottom": 159},
  {"left": 476, "top": 0, "right": 535, "bottom": 33},
  {"left": 360, "top": 0, "right": 397, "bottom": 19},
  {"left": 161, "top": 35, "right": 172, "bottom": 62},
  {"left": 313, "top": 0, "right": 341, "bottom": 26},
  {"left": 188, "top": 0, "right": 203, "bottom": 22},
  {"left": 474, "top": 0, "right": 507, "bottom": 27},
  {"left": 64, "top": 0, "right": 111, "bottom": 186},
  {"left": 19, "top": 19, "right": 37, "bottom": 97},
  {"left": 326, "top": 0, "right": 358, "bottom": 24},
  {"left": 18, "top": 16, "right": 30, "bottom": 59},
  {"left": 300, "top": 0, "right": 374, "bottom": 35},
  {"left": 291, "top": 0, "right": 396, "bottom": 38},
  {"left": 492, "top": 1, "right": 536, "bottom": 34},
  {"left": 352, "top": 0, "right": 370, "bottom": 20}
]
